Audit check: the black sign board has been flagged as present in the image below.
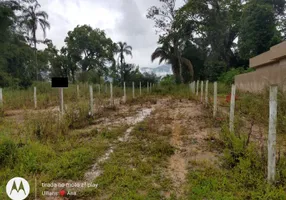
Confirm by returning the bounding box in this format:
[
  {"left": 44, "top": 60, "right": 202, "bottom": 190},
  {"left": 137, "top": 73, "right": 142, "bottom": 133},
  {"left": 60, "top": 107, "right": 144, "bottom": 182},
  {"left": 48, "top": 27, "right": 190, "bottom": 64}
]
[{"left": 52, "top": 77, "right": 68, "bottom": 88}]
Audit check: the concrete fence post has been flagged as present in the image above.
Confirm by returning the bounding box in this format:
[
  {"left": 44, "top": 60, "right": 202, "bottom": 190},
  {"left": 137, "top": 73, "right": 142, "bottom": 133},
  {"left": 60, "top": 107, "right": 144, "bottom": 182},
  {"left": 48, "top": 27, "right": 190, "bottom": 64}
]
[
  {"left": 140, "top": 82, "right": 142, "bottom": 96},
  {"left": 59, "top": 88, "right": 64, "bottom": 115},
  {"left": 147, "top": 82, "right": 149, "bottom": 93},
  {"left": 132, "top": 82, "right": 135, "bottom": 99},
  {"left": 34, "top": 87, "right": 37, "bottom": 109},
  {"left": 98, "top": 84, "right": 101, "bottom": 95},
  {"left": 110, "top": 82, "right": 114, "bottom": 106},
  {"left": 193, "top": 81, "right": 196, "bottom": 94},
  {"left": 89, "top": 85, "right": 94, "bottom": 116},
  {"left": 196, "top": 81, "right": 199, "bottom": 96},
  {"left": 229, "top": 84, "right": 236, "bottom": 132},
  {"left": 268, "top": 85, "right": 278, "bottom": 183},
  {"left": 205, "top": 80, "right": 209, "bottom": 104},
  {"left": 77, "top": 85, "right": 80, "bottom": 99},
  {"left": 123, "top": 82, "right": 126, "bottom": 103},
  {"left": 0, "top": 88, "right": 3, "bottom": 106},
  {"left": 200, "top": 81, "right": 204, "bottom": 102},
  {"left": 213, "top": 82, "right": 218, "bottom": 117}
]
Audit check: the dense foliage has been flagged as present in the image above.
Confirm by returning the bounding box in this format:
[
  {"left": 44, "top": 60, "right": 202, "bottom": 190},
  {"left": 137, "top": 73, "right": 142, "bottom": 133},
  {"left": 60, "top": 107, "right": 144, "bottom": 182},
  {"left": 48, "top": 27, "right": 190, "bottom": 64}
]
[
  {"left": 0, "top": 0, "right": 285, "bottom": 88},
  {"left": 0, "top": 0, "right": 157, "bottom": 88},
  {"left": 147, "top": 0, "right": 285, "bottom": 83}
]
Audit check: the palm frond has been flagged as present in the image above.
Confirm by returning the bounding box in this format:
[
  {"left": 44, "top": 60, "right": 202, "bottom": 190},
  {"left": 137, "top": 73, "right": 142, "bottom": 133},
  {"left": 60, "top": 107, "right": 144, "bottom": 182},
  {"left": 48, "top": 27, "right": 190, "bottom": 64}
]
[
  {"left": 124, "top": 50, "right": 132, "bottom": 58},
  {"left": 36, "top": 11, "right": 49, "bottom": 19},
  {"left": 159, "top": 57, "right": 167, "bottom": 64},
  {"left": 34, "top": 2, "right": 41, "bottom": 10},
  {"left": 125, "top": 45, "right": 132, "bottom": 51},
  {"left": 39, "top": 18, "right": 50, "bottom": 29},
  {"left": 151, "top": 47, "right": 169, "bottom": 62}
]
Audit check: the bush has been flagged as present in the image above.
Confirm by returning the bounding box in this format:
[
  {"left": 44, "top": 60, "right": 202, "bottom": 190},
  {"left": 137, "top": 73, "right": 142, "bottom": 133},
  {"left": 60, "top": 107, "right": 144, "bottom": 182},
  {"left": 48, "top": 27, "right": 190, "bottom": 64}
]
[
  {"left": 0, "top": 139, "right": 17, "bottom": 168},
  {"left": 64, "top": 101, "right": 91, "bottom": 129},
  {"left": 160, "top": 75, "right": 175, "bottom": 86},
  {"left": 25, "top": 111, "right": 68, "bottom": 142},
  {"left": 218, "top": 67, "right": 254, "bottom": 85},
  {"left": 17, "top": 142, "right": 56, "bottom": 173}
]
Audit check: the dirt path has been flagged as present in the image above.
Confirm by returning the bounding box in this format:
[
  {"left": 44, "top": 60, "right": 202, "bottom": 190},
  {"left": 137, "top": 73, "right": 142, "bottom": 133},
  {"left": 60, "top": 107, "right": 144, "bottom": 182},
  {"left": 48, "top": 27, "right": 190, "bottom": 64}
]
[
  {"left": 42, "top": 99, "right": 159, "bottom": 200},
  {"left": 152, "top": 99, "right": 220, "bottom": 198},
  {"left": 35, "top": 98, "right": 220, "bottom": 199}
]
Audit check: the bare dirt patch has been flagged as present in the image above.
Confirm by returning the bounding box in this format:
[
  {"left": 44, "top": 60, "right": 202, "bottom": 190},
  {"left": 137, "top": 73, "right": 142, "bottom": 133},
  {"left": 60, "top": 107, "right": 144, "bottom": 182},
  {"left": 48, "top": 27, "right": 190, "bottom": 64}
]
[{"left": 152, "top": 99, "right": 220, "bottom": 198}]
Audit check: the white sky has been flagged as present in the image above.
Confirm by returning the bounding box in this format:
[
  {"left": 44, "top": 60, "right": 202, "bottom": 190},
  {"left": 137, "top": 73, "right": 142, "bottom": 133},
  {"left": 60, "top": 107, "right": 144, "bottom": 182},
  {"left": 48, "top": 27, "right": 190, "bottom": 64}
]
[{"left": 37, "top": 0, "right": 185, "bottom": 68}]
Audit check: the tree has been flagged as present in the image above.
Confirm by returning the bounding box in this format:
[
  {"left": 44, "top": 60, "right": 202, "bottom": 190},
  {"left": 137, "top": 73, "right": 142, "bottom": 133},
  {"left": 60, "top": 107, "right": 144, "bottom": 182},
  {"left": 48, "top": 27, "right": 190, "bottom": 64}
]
[
  {"left": 238, "top": 0, "right": 282, "bottom": 60},
  {"left": 147, "top": 0, "right": 194, "bottom": 83},
  {"left": 64, "top": 25, "right": 116, "bottom": 83},
  {"left": 181, "top": 0, "right": 244, "bottom": 70},
  {"left": 151, "top": 41, "right": 194, "bottom": 83},
  {"left": 20, "top": 1, "right": 50, "bottom": 80},
  {"left": 115, "top": 42, "right": 132, "bottom": 85},
  {"left": 0, "top": 0, "right": 35, "bottom": 88}
]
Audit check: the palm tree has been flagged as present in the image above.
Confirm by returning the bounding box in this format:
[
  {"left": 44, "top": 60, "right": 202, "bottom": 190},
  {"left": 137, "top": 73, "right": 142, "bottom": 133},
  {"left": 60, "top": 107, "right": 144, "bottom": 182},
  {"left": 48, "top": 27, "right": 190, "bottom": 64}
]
[
  {"left": 21, "top": 2, "right": 50, "bottom": 80},
  {"left": 115, "top": 42, "right": 132, "bottom": 85},
  {"left": 151, "top": 43, "right": 194, "bottom": 83}
]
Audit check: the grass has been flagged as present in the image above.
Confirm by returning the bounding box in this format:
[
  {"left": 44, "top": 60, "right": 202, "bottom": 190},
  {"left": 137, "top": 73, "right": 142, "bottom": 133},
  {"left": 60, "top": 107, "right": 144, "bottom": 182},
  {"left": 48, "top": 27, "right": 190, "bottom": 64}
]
[
  {"left": 0, "top": 98, "right": 129, "bottom": 199},
  {"left": 78, "top": 118, "right": 175, "bottom": 199},
  {"left": 1, "top": 82, "right": 286, "bottom": 199},
  {"left": 185, "top": 115, "right": 286, "bottom": 200}
]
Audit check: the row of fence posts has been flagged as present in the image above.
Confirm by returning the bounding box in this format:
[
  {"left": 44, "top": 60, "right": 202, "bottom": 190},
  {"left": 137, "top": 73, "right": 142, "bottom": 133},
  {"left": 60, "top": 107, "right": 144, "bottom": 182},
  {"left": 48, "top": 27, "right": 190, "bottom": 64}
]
[
  {"left": 26, "top": 81, "right": 155, "bottom": 115},
  {"left": 190, "top": 80, "right": 277, "bottom": 184}
]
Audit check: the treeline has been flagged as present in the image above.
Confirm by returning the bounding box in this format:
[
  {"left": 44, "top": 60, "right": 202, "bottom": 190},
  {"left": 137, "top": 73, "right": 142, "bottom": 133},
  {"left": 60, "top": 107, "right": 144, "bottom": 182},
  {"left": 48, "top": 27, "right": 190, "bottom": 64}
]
[
  {"left": 0, "top": 0, "right": 157, "bottom": 89},
  {"left": 1, "top": 0, "right": 285, "bottom": 88},
  {"left": 148, "top": 0, "right": 286, "bottom": 83}
]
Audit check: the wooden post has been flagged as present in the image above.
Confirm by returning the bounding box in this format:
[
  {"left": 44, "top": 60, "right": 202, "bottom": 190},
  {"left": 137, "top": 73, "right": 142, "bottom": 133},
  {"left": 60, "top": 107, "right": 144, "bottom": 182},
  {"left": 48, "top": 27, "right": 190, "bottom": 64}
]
[
  {"left": 132, "top": 82, "right": 135, "bottom": 99},
  {"left": 110, "top": 82, "right": 114, "bottom": 106},
  {"left": 200, "top": 81, "right": 204, "bottom": 102},
  {"left": 77, "top": 85, "right": 79, "bottom": 99},
  {"left": 139, "top": 82, "right": 142, "bottom": 96},
  {"left": 150, "top": 83, "right": 152, "bottom": 93},
  {"left": 189, "top": 83, "right": 191, "bottom": 93},
  {"left": 34, "top": 87, "right": 37, "bottom": 109},
  {"left": 59, "top": 88, "right": 64, "bottom": 115},
  {"left": 196, "top": 81, "right": 199, "bottom": 96},
  {"left": 123, "top": 82, "right": 126, "bottom": 103},
  {"left": 213, "top": 82, "right": 218, "bottom": 117},
  {"left": 89, "top": 85, "right": 94, "bottom": 116},
  {"left": 105, "top": 84, "right": 107, "bottom": 94},
  {"left": 229, "top": 84, "right": 236, "bottom": 132},
  {"left": 205, "top": 80, "right": 209, "bottom": 104},
  {"left": 268, "top": 85, "right": 278, "bottom": 183}
]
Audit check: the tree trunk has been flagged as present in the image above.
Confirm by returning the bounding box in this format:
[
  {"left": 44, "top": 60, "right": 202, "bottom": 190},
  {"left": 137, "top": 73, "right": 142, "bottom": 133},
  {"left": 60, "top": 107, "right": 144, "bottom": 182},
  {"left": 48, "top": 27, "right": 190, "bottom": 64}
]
[
  {"left": 71, "top": 69, "right": 75, "bottom": 84},
  {"left": 33, "top": 29, "right": 38, "bottom": 81},
  {"left": 120, "top": 53, "right": 124, "bottom": 87},
  {"left": 178, "top": 56, "right": 184, "bottom": 83}
]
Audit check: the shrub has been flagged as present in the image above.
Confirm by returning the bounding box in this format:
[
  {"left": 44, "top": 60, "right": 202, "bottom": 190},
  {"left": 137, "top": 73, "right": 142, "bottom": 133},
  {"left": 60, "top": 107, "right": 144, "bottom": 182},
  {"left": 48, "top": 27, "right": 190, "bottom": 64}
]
[
  {"left": 64, "top": 101, "right": 91, "bottom": 129},
  {"left": 218, "top": 67, "right": 254, "bottom": 85},
  {"left": 160, "top": 75, "right": 175, "bottom": 86},
  {"left": 0, "top": 139, "right": 17, "bottom": 168},
  {"left": 25, "top": 111, "right": 68, "bottom": 142}
]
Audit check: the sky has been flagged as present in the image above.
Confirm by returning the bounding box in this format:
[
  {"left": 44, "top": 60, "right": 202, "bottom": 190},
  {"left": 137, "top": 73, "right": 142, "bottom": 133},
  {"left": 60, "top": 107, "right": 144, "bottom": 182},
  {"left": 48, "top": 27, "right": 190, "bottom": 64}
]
[{"left": 37, "top": 0, "right": 185, "bottom": 69}]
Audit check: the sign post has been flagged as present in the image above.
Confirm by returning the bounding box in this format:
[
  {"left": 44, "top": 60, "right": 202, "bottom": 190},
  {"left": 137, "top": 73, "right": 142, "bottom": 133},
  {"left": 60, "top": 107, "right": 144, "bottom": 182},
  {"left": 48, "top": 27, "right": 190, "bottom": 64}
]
[{"left": 52, "top": 77, "right": 68, "bottom": 115}]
